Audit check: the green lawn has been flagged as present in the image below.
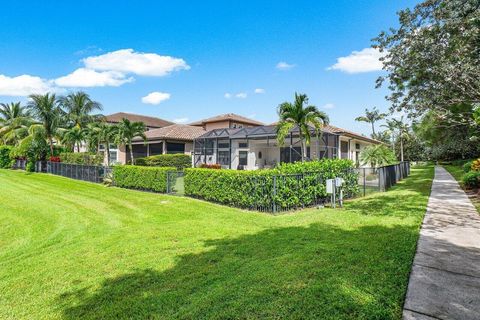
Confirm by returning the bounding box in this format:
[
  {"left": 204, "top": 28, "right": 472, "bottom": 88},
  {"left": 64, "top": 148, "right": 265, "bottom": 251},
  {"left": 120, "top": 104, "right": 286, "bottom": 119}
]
[
  {"left": 444, "top": 164, "right": 480, "bottom": 213},
  {"left": 0, "top": 166, "right": 433, "bottom": 320}
]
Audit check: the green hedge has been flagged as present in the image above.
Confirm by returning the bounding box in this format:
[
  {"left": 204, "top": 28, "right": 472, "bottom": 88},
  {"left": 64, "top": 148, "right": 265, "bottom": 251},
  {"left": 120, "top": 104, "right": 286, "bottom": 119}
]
[
  {"left": 135, "top": 154, "right": 191, "bottom": 170},
  {"left": 60, "top": 152, "right": 103, "bottom": 165},
  {"left": 184, "top": 159, "right": 359, "bottom": 212},
  {"left": 0, "top": 146, "right": 14, "bottom": 169},
  {"left": 112, "top": 165, "right": 176, "bottom": 193}
]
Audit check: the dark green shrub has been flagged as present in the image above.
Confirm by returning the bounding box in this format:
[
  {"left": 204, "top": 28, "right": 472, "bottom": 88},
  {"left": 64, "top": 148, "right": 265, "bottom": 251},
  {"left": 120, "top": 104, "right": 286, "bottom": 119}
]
[
  {"left": 135, "top": 154, "right": 191, "bottom": 170},
  {"left": 25, "top": 160, "right": 35, "bottom": 172},
  {"left": 462, "top": 171, "right": 480, "bottom": 189},
  {"left": 0, "top": 146, "right": 14, "bottom": 169},
  {"left": 463, "top": 161, "right": 473, "bottom": 173},
  {"left": 112, "top": 165, "right": 176, "bottom": 193},
  {"left": 60, "top": 152, "right": 103, "bottom": 165},
  {"left": 185, "top": 159, "right": 359, "bottom": 211}
]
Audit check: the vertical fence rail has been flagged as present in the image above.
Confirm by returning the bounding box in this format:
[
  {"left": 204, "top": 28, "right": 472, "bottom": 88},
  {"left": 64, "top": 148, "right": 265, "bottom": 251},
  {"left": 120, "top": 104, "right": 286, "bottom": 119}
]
[{"left": 45, "top": 161, "right": 110, "bottom": 183}]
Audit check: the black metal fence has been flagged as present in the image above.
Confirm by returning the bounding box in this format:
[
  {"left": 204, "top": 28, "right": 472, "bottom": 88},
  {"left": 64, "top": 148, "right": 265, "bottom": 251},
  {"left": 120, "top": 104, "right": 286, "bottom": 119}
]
[
  {"left": 12, "top": 159, "right": 26, "bottom": 170},
  {"left": 46, "top": 161, "right": 111, "bottom": 183},
  {"left": 354, "top": 161, "right": 410, "bottom": 195}
]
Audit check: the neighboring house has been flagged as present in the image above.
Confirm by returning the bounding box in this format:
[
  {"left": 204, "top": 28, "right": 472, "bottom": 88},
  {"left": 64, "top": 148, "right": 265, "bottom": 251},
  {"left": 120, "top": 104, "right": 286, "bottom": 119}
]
[
  {"left": 193, "top": 123, "right": 379, "bottom": 170},
  {"left": 189, "top": 113, "right": 264, "bottom": 130}
]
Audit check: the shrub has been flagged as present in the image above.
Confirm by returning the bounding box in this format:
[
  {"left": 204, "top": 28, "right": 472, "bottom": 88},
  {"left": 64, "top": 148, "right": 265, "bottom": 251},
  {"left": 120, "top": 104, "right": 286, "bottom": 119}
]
[
  {"left": 49, "top": 156, "right": 61, "bottom": 163},
  {"left": 462, "top": 171, "right": 480, "bottom": 189},
  {"left": 0, "top": 146, "right": 14, "bottom": 169},
  {"left": 25, "top": 160, "right": 35, "bottom": 172},
  {"left": 112, "top": 165, "right": 176, "bottom": 193},
  {"left": 199, "top": 163, "right": 222, "bottom": 169},
  {"left": 463, "top": 161, "right": 473, "bottom": 172},
  {"left": 185, "top": 159, "right": 359, "bottom": 211},
  {"left": 135, "top": 154, "right": 191, "bottom": 170},
  {"left": 60, "top": 152, "right": 103, "bottom": 165},
  {"left": 471, "top": 159, "right": 480, "bottom": 171}
]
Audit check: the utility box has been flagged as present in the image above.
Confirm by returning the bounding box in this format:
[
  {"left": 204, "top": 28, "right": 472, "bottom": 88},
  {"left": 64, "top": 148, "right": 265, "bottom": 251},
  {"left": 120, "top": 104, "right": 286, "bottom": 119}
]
[
  {"left": 335, "top": 177, "right": 344, "bottom": 186},
  {"left": 326, "top": 179, "right": 334, "bottom": 194}
]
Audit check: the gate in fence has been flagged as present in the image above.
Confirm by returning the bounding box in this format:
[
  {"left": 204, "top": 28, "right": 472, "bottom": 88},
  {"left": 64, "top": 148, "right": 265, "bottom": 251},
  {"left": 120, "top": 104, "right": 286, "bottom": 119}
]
[
  {"left": 166, "top": 171, "right": 185, "bottom": 195},
  {"left": 46, "top": 161, "right": 111, "bottom": 183}
]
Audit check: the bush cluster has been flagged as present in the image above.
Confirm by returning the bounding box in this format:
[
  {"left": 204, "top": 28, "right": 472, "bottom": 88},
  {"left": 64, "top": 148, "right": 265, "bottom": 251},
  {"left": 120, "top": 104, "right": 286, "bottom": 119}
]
[
  {"left": 462, "top": 171, "right": 480, "bottom": 189},
  {"left": 463, "top": 161, "right": 473, "bottom": 172},
  {"left": 59, "top": 152, "right": 103, "bottom": 165},
  {"left": 184, "top": 159, "right": 359, "bottom": 211},
  {"left": 135, "top": 154, "right": 191, "bottom": 170},
  {"left": 0, "top": 146, "right": 14, "bottom": 169},
  {"left": 112, "top": 165, "right": 176, "bottom": 193}
]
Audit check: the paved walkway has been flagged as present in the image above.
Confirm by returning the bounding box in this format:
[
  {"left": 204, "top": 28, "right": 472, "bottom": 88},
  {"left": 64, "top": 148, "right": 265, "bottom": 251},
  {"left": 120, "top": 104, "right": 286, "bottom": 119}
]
[{"left": 403, "top": 166, "right": 480, "bottom": 320}]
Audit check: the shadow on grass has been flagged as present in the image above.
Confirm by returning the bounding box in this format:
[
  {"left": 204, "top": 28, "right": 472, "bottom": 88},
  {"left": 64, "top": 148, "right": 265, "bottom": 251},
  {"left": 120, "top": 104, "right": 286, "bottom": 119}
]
[{"left": 57, "top": 223, "right": 419, "bottom": 319}]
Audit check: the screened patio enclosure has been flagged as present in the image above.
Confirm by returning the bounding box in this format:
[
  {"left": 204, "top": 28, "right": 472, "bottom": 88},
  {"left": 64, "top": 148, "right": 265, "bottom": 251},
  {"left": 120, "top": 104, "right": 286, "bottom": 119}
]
[{"left": 193, "top": 125, "right": 340, "bottom": 170}]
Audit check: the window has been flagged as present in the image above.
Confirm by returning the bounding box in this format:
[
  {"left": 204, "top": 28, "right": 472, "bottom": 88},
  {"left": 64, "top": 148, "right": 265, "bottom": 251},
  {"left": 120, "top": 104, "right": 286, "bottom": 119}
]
[
  {"left": 99, "top": 144, "right": 106, "bottom": 151},
  {"left": 239, "top": 151, "right": 248, "bottom": 166},
  {"left": 258, "top": 151, "right": 262, "bottom": 159},
  {"left": 218, "top": 141, "right": 230, "bottom": 149},
  {"left": 109, "top": 150, "right": 118, "bottom": 164},
  {"left": 205, "top": 140, "right": 214, "bottom": 155},
  {"left": 166, "top": 142, "right": 185, "bottom": 154},
  {"left": 238, "top": 141, "right": 248, "bottom": 148},
  {"left": 126, "top": 144, "right": 148, "bottom": 163},
  {"left": 356, "top": 143, "right": 361, "bottom": 150},
  {"left": 218, "top": 151, "right": 230, "bottom": 165},
  {"left": 341, "top": 141, "right": 349, "bottom": 159},
  {"left": 280, "top": 147, "right": 310, "bottom": 163},
  {"left": 149, "top": 142, "right": 163, "bottom": 155}
]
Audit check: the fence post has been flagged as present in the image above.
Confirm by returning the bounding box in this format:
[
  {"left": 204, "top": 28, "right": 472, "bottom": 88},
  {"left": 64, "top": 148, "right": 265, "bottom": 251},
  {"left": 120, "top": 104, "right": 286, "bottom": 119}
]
[
  {"left": 363, "top": 168, "right": 366, "bottom": 197},
  {"left": 273, "top": 175, "right": 277, "bottom": 214}
]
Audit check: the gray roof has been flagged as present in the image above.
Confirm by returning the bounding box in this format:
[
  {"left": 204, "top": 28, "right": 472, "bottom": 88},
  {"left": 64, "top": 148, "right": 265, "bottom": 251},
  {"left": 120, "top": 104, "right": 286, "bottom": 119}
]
[{"left": 197, "top": 125, "right": 336, "bottom": 140}]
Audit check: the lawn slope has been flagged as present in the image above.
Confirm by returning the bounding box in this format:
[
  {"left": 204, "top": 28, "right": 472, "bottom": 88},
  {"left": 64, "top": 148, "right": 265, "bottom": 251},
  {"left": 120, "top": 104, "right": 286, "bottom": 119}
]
[{"left": 0, "top": 166, "right": 433, "bottom": 319}]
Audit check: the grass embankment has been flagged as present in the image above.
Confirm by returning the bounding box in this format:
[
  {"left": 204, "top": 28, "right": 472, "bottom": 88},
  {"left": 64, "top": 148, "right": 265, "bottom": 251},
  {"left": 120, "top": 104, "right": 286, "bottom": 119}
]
[
  {"left": 443, "top": 164, "right": 480, "bottom": 213},
  {"left": 0, "top": 166, "right": 433, "bottom": 319}
]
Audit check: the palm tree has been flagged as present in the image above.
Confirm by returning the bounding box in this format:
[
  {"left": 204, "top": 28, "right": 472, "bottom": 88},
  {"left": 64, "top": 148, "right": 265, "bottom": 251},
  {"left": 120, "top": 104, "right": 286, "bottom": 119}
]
[
  {"left": 27, "top": 93, "right": 63, "bottom": 155},
  {"left": 355, "top": 107, "right": 387, "bottom": 136},
  {"left": 381, "top": 119, "right": 398, "bottom": 154},
  {"left": 276, "top": 93, "right": 329, "bottom": 161},
  {"left": 58, "top": 91, "right": 102, "bottom": 127},
  {"left": 116, "top": 118, "right": 146, "bottom": 165},
  {"left": 359, "top": 144, "right": 396, "bottom": 167},
  {"left": 92, "top": 122, "right": 119, "bottom": 165},
  {"left": 0, "top": 102, "right": 34, "bottom": 145},
  {"left": 61, "top": 126, "right": 86, "bottom": 152},
  {"left": 392, "top": 117, "right": 409, "bottom": 162}
]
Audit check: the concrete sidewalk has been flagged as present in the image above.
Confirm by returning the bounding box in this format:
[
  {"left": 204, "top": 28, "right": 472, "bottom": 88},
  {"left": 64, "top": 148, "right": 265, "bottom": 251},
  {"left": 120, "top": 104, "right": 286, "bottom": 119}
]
[{"left": 403, "top": 166, "right": 480, "bottom": 320}]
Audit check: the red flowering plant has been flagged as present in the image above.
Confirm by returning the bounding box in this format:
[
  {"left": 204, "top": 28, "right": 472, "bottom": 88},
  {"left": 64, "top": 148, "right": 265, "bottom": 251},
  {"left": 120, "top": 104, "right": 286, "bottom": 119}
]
[{"left": 49, "top": 156, "right": 61, "bottom": 163}]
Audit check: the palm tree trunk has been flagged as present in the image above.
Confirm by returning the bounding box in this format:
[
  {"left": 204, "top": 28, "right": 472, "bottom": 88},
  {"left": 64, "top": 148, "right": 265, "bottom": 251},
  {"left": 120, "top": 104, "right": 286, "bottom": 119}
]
[
  {"left": 105, "top": 140, "right": 111, "bottom": 165},
  {"left": 129, "top": 142, "right": 134, "bottom": 165},
  {"left": 76, "top": 142, "right": 80, "bottom": 153},
  {"left": 298, "top": 132, "right": 305, "bottom": 162},
  {"left": 400, "top": 135, "right": 404, "bottom": 162},
  {"left": 48, "top": 136, "right": 54, "bottom": 156},
  {"left": 371, "top": 122, "right": 376, "bottom": 136}
]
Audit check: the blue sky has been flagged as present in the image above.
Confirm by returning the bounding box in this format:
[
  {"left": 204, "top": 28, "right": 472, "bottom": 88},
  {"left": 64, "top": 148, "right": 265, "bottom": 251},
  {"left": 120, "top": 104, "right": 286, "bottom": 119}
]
[{"left": 0, "top": 0, "right": 418, "bottom": 135}]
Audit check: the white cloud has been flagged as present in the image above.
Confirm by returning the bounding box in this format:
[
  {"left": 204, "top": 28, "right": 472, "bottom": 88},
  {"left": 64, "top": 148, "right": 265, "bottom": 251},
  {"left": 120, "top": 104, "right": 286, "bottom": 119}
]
[
  {"left": 54, "top": 68, "right": 133, "bottom": 87},
  {"left": 173, "top": 117, "right": 189, "bottom": 124},
  {"left": 328, "top": 48, "right": 385, "bottom": 74},
  {"left": 0, "top": 74, "right": 56, "bottom": 96},
  {"left": 224, "top": 93, "right": 232, "bottom": 99},
  {"left": 141, "top": 91, "right": 171, "bottom": 105},
  {"left": 83, "top": 49, "right": 190, "bottom": 76},
  {"left": 276, "top": 61, "right": 295, "bottom": 70},
  {"left": 321, "top": 103, "right": 335, "bottom": 109},
  {"left": 254, "top": 88, "right": 265, "bottom": 94},
  {"left": 235, "top": 92, "right": 247, "bottom": 99}
]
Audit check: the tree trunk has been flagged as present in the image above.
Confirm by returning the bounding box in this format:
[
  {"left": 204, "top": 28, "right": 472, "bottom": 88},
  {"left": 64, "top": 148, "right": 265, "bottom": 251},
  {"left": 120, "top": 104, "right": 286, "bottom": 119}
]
[
  {"left": 129, "top": 142, "right": 134, "bottom": 165},
  {"left": 76, "top": 142, "right": 80, "bottom": 153},
  {"left": 298, "top": 132, "right": 305, "bottom": 162},
  {"left": 105, "top": 140, "right": 111, "bottom": 165},
  {"left": 371, "top": 122, "right": 376, "bottom": 136},
  {"left": 400, "top": 136, "right": 404, "bottom": 162},
  {"left": 48, "top": 136, "right": 54, "bottom": 156}
]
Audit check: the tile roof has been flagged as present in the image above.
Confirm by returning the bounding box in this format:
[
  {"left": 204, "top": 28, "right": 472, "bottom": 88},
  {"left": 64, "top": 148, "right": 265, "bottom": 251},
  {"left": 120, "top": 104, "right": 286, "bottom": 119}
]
[
  {"left": 189, "top": 113, "right": 264, "bottom": 126},
  {"left": 322, "top": 124, "right": 380, "bottom": 144},
  {"left": 134, "top": 124, "right": 206, "bottom": 142},
  {"left": 105, "top": 112, "right": 174, "bottom": 128}
]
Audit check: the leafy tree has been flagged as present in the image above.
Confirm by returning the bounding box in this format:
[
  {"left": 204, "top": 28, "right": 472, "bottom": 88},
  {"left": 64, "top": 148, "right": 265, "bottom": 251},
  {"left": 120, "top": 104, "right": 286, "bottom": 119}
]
[
  {"left": 27, "top": 93, "right": 64, "bottom": 156},
  {"left": 380, "top": 119, "right": 398, "bottom": 153},
  {"left": 371, "top": 131, "right": 391, "bottom": 145},
  {"left": 276, "top": 93, "right": 329, "bottom": 161},
  {"left": 93, "top": 122, "right": 119, "bottom": 165},
  {"left": 116, "top": 118, "right": 146, "bottom": 165},
  {"left": 58, "top": 91, "right": 102, "bottom": 127},
  {"left": 374, "top": 0, "right": 480, "bottom": 117},
  {"left": 360, "top": 144, "right": 397, "bottom": 167},
  {"left": 355, "top": 107, "right": 387, "bottom": 136}
]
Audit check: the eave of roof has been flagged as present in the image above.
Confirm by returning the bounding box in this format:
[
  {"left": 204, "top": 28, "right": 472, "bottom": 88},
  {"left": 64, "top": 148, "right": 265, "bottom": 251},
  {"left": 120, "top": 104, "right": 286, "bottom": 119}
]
[{"left": 189, "top": 113, "right": 264, "bottom": 126}]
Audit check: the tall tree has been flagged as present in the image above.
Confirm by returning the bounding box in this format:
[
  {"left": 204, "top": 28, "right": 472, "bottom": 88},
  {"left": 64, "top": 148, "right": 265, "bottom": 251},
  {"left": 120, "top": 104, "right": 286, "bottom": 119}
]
[
  {"left": 116, "top": 118, "right": 146, "bottom": 165},
  {"left": 0, "top": 102, "right": 33, "bottom": 145},
  {"left": 374, "top": 0, "right": 480, "bottom": 118},
  {"left": 391, "top": 117, "right": 409, "bottom": 162},
  {"left": 276, "top": 93, "right": 329, "bottom": 161},
  {"left": 381, "top": 119, "right": 398, "bottom": 154},
  {"left": 61, "top": 126, "right": 86, "bottom": 152},
  {"left": 58, "top": 91, "right": 102, "bottom": 127},
  {"left": 355, "top": 107, "right": 387, "bottom": 136},
  {"left": 93, "top": 122, "right": 119, "bottom": 165},
  {"left": 27, "top": 93, "right": 63, "bottom": 155}
]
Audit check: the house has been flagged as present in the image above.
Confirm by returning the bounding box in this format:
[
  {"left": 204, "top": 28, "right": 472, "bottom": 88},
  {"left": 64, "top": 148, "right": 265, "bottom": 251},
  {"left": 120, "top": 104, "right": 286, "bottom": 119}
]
[
  {"left": 193, "top": 122, "right": 379, "bottom": 170},
  {"left": 189, "top": 113, "right": 265, "bottom": 130},
  {"left": 102, "top": 113, "right": 205, "bottom": 164}
]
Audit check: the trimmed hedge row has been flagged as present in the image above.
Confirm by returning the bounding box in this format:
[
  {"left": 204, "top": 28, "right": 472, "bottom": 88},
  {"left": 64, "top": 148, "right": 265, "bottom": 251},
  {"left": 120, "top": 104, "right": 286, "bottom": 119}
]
[
  {"left": 60, "top": 152, "right": 103, "bottom": 165},
  {"left": 135, "top": 154, "right": 191, "bottom": 170},
  {"left": 184, "top": 159, "right": 359, "bottom": 211},
  {"left": 112, "top": 165, "right": 176, "bottom": 193}
]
